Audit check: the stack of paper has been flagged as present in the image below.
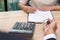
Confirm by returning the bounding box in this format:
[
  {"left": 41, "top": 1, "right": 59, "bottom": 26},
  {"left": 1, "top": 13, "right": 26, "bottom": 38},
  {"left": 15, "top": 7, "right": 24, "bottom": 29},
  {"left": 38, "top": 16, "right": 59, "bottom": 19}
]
[{"left": 28, "top": 10, "right": 53, "bottom": 23}]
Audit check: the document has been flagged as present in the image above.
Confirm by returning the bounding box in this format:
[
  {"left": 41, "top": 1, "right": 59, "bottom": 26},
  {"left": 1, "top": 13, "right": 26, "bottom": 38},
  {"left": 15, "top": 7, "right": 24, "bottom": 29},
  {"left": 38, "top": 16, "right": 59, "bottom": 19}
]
[{"left": 28, "top": 10, "right": 53, "bottom": 23}]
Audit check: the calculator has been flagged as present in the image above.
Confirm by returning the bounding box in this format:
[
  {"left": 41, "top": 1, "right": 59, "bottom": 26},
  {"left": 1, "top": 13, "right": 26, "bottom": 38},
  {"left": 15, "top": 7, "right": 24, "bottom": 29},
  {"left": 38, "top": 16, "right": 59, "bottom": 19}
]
[{"left": 9, "top": 22, "right": 35, "bottom": 38}]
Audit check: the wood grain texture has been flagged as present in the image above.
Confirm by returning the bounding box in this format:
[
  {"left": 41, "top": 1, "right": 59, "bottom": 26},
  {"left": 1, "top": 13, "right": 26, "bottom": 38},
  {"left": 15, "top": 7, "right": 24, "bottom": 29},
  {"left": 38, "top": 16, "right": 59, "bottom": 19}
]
[{"left": 0, "top": 10, "right": 60, "bottom": 40}]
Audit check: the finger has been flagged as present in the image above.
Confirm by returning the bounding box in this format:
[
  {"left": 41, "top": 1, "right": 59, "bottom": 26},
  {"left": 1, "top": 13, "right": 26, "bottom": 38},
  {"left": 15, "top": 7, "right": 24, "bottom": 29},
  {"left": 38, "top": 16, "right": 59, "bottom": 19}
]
[
  {"left": 51, "top": 19, "right": 56, "bottom": 25},
  {"left": 30, "top": 8, "right": 36, "bottom": 13},
  {"left": 43, "top": 25, "right": 49, "bottom": 33},
  {"left": 43, "top": 22, "right": 47, "bottom": 27},
  {"left": 48, "top": 19, "right": 52, "bottom": 22},
  {"left": 43, "top": 23, "right": 47, "bottom": 31},
  {"left": 32, "top": 8, "right": 36, "bottom": 11},
  {"left": 51, "top": 19, "right": 55, "bottom": 22}
]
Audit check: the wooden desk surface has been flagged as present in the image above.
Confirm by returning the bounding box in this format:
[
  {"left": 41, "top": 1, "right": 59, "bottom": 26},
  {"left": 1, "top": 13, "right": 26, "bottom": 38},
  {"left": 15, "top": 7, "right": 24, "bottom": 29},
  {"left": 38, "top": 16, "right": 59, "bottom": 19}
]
[{"left": 0, "top": 10, "right": 60, "bottom": 40}]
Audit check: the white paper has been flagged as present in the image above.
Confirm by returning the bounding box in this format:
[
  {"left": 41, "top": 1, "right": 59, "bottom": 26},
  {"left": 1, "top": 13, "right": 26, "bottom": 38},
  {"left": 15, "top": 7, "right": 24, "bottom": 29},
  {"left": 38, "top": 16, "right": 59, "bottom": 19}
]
[{"left": 28, "top": 10, "right": 53, "bottom": 23}]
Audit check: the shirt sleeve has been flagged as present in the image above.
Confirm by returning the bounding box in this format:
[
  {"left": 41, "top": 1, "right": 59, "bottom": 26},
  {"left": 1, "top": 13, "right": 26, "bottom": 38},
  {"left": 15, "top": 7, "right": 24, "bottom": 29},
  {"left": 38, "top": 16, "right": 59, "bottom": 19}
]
[
  {"left": 43, "top": 34, "right": 56, "bottom": 40},
  {"left": 19, "top": 0, "right": 28, "bottom": 4}
]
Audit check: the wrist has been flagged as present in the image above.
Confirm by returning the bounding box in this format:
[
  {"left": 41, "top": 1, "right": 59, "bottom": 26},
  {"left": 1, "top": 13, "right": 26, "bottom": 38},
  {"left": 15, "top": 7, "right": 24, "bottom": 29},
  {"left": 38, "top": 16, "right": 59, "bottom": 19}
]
[
  {"left": 50, "top": 6, "right": 55, "bottom": 11},
  {"left": 44, "top": 29, "right": 55, "bottom": 36},
  {"left": 50, "top": 6, "right": 57, "bottom": 11},
  {"left": 23, "top": 6, "right": 29, "bottom": 13},
  {"left": 18, "top": 3, "right": 28, "bottom": 13}
]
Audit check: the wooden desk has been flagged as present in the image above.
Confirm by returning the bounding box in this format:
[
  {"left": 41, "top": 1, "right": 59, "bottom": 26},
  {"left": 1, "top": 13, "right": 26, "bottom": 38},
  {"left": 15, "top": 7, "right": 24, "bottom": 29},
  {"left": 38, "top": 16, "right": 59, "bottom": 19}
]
[{"left": 0, "top": 10, "right": 60, "bottom": 40}]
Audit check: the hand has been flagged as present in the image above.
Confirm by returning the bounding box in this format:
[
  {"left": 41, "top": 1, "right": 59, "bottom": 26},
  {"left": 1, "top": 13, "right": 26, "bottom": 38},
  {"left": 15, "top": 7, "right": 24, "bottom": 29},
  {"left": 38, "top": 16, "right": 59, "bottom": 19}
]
[
  {"left": 43, "top": 19, "right": 57, "bottom": 36},
  {"left": 24, "top": 6, "right": 36, "bottom": 13},
  {"left": 39, "top": 6, "right": 54, "bottom": 11}
]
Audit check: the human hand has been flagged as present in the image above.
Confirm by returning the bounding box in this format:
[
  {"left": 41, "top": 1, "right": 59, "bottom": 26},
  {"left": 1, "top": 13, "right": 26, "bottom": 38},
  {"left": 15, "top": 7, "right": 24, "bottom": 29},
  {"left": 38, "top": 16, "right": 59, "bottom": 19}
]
[
  {"left": 43, "top": 19, "right": 57, "bottom": 36},
  {"left": 24, "top": 6, "right": 36, "bottom": 13}
]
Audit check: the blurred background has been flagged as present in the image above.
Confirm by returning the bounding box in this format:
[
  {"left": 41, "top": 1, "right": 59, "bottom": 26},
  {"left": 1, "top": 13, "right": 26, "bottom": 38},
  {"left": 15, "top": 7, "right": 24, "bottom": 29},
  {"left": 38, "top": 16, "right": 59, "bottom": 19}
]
[{"left": 0, "top": 0, "right": 19, "bottom": 12}]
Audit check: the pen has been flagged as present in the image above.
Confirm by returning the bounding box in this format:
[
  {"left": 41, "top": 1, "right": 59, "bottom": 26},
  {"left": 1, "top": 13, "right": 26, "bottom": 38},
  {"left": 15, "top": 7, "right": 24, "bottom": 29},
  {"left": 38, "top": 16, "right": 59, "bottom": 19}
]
[
  {"left": 44, "top": 19, "right": 50, "bottom": 25},
  {"left": 47, "top": 20, "right": 50, "bottom": 25}
]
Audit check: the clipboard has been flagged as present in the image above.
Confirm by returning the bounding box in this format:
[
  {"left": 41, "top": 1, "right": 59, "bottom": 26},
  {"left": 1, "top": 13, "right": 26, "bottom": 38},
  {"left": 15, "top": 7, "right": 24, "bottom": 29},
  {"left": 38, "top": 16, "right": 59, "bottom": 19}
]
[{"left": 28, "top": 10, "right": 53, "bottom": 23}]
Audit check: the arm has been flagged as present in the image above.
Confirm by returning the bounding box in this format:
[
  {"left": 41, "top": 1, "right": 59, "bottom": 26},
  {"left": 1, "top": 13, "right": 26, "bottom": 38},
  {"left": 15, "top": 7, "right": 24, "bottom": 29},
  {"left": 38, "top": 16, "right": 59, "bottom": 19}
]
[
  {"left": 43, "top": 19, "right": 57, "bottom": 40},
  {"left": 18, "top": 3, "right": 28, "bottom": 13},
  {"left": 18, "top": 0, "right": 28, "bottom": 13},
  {"left": 39, "top": 6, "right": 60, "bottom": 11},
  {"left": 51, "top": 6, "right": 60, "bottom": 11},
  {"left": 18, "top": 0, "right": 36, "bottom": 13}
]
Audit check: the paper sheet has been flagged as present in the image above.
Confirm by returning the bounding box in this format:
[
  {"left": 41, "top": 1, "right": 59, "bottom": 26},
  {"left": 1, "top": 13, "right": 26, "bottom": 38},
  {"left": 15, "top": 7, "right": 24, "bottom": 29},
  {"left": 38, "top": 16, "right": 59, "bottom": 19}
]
[{"left": 28, "top": 10, "right": 53, "bottom": 23}]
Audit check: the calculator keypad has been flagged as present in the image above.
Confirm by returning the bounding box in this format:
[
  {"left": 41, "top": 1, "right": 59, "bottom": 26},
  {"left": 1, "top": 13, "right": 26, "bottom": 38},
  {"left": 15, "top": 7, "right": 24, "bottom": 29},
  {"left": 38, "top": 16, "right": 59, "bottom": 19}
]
[{"left": 10, "top": 22, "right": 35, "bottom": 34}]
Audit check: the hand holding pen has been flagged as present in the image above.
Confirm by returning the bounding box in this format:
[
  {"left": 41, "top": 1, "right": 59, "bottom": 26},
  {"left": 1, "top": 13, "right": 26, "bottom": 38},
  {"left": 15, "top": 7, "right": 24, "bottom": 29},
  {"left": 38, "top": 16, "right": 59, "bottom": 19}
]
[{"left": 43, "top": 19, "right": 57, "bottom": 36}]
